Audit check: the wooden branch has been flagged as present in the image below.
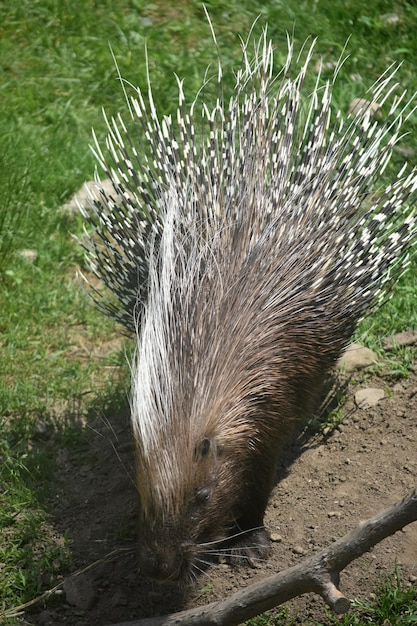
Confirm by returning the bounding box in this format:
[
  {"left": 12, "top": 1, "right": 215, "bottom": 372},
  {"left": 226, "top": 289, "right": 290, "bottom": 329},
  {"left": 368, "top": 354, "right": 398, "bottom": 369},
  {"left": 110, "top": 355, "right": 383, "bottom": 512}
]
[{"left": 107, "top": 487, "right": 417, "bottom": 626}]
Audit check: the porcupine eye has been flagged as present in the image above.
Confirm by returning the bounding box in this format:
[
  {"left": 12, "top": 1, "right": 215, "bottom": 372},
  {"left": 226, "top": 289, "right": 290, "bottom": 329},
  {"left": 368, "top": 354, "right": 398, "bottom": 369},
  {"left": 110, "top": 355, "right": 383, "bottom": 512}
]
[
  {"left": 193, "top": 437, "right": 212, "bottom": 461},
  {"left": 195, "top": 487, "right": 211, "bottom": 505},
  {"left": 192, "top": 439, "right": 215, "bottom": 508}
]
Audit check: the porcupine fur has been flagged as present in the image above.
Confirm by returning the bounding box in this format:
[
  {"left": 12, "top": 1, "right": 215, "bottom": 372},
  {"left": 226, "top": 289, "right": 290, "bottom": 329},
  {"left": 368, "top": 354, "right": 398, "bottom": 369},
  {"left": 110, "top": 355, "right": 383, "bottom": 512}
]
[{"left": 78, "top": 26, "right": 417, "bottom": 584}]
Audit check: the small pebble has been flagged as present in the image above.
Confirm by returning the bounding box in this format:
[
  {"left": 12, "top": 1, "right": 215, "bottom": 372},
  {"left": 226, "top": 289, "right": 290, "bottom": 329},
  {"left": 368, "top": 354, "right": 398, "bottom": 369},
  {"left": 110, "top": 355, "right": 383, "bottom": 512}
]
[
  {"left": 337, "top": 343, "right": 378, "bottom": 372},
  {"left": 18, "top": 248, "right": 38, "bottom": 262},
  {"left": 63, "top": 575, "right": 96, "bottom": 610},
  {"left": 355, "top": 387, "right": 385, "bottom": 409}
]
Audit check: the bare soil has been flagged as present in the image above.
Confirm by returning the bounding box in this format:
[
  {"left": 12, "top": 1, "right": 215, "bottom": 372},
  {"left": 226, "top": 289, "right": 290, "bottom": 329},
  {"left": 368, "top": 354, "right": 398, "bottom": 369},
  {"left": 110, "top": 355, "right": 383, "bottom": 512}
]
[{"left": 24, "top": 357, "right": 417, "bottom": 626}]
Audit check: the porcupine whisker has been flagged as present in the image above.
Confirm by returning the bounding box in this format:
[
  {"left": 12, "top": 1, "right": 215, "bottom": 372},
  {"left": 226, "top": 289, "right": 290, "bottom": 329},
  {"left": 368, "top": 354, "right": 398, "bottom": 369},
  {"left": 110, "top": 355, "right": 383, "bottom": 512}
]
[
  {"left": 198, "top": 534, "right": 272, "bottom": 563},
  {"left": 197, "top": 525, "right": 267, "bottom": 549},
  {"left": 204, "top": 543, "right": 270, "bottom": 556},
  {"left": 202, "top": 540, "right": 271, "bottom": 556},
  {"left": 204, "top": 548, "right": 268, "bottom": 560},
  {"left": 192, "top": 560, "right": 213, "bottom": 577},
  {"left": 79, "top": 17, "right": 417, "bottom": 586},
  {"left": 189, "top": 562, "right": 203, "bottom": 579},
  {"left": 191, "top": 560, "right": 221, "bottom": 586}
]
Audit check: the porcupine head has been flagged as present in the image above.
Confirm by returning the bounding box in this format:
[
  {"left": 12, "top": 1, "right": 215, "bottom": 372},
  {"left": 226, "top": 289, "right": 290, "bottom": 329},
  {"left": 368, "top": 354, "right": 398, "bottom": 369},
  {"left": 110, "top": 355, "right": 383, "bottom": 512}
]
[{"left": 83, "top": 25, "right": 417, "bottom": 585}]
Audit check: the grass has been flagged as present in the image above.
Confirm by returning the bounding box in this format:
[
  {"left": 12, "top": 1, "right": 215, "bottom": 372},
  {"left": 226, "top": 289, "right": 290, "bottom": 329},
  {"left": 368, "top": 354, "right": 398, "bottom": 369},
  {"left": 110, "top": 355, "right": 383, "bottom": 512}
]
[{"left": 0, "top": 0, "right": 416, "bottom": 623}]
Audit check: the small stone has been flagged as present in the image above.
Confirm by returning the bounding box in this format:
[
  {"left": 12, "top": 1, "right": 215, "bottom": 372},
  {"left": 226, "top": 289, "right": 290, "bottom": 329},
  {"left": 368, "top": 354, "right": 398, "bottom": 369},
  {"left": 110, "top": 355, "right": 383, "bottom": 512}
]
[
  {"left": 61, "top": 179, "right": 116, "bottom": 216},
  {"left": 395, "top": 145, "right": 415, "bottom": 159},
  {"left": 348, "top": 98, "right": 381, "bottom": 118},
  {"left": 270, "top": 533, "right": 283, "bottom": 543},
  {"left": 63, "top": 575, "right": 96, "bottom": 610},
  {"left": 293, "top": 545, "right": 306, "bottom": 555},
  {"left": 337, "top": 344, "right": 378, "bottom": 373},
  {"left": 354, "top": 388, "right": 385, "bottom": 408},
  {"left": 381, "top": 13, "right": 401, "bottom": 25},
  {"left": 139, "top": 16, "right": 154, "bottom": 26},
  {"left": 32, "top": 421, "right": 51, "bottom": 441},
  {"left": 18, "top": 248, "right": 38, "bottom": 262},
  {"left": 383, "top": 330, "right": 417, "bottom": 350}
]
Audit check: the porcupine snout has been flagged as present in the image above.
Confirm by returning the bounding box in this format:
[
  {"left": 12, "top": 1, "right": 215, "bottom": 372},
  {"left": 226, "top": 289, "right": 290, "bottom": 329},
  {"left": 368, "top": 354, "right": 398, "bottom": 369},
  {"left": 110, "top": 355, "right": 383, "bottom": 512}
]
[
  {"left": 138, "top": 536, "right": 195, "bottom": 583},
  {"left": 138, "top": 543, "right": 177, "bottom": 582}
]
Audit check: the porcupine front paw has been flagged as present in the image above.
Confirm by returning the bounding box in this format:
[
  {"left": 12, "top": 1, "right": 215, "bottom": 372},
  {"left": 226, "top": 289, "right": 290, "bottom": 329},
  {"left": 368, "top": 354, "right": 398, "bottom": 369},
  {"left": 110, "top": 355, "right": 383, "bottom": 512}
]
[{"left": 224, "top": 527, "right": 272, "bottom": 567}]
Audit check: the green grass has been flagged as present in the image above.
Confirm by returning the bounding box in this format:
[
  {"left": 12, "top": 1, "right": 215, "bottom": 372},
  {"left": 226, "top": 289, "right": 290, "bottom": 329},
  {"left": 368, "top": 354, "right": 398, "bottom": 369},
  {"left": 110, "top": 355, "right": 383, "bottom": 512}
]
[{"left": 1, "top": 0, "right": 417, "bottom": 622}]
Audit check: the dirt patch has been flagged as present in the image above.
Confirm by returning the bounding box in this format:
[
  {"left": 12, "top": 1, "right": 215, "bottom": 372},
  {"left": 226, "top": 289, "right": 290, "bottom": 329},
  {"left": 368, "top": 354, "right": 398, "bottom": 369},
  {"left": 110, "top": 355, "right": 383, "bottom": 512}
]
[{"left": 24, "top": 365, "right": 417, "bottom": 626}]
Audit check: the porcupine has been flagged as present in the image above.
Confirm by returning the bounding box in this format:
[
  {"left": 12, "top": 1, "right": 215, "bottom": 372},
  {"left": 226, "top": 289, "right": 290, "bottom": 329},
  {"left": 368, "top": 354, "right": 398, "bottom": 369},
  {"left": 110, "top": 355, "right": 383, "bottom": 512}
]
[{"left": 78, "top": 26, "right": 417, "bottom": 584}]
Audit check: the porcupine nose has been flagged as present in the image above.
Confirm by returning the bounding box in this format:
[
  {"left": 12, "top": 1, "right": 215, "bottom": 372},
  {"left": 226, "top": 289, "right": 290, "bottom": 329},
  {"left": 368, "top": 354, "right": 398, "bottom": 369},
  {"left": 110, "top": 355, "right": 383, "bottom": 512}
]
[{"left": 139, "top": 544, "right": 184, "bottom": 583}]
